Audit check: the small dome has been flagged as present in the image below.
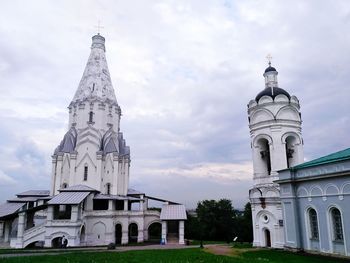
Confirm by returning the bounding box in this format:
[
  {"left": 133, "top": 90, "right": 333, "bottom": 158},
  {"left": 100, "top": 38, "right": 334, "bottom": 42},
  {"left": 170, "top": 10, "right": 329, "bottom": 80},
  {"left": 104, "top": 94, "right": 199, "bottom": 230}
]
[
  {"left": 264, "top": 66, "right": 277, "bottom": 73},
  {"left": 55, "top": 127, "right": 77, "bottom": 154},
  {"left": 255, "top": 87, "right": 290, "bottom": 102}
]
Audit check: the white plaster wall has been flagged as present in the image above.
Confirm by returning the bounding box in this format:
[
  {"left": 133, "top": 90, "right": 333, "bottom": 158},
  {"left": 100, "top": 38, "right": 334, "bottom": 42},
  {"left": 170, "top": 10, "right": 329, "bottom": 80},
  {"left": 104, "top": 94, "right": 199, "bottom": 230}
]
[{"left": 248, "top": 91, "right": 304, "bottom": 249}]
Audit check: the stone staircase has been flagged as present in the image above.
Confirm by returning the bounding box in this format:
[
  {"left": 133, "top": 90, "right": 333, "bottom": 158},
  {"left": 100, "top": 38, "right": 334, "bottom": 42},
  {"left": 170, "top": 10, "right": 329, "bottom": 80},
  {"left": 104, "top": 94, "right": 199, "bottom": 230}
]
[{"left": 22, "top": 224, "right": 46, "bottom": 247}]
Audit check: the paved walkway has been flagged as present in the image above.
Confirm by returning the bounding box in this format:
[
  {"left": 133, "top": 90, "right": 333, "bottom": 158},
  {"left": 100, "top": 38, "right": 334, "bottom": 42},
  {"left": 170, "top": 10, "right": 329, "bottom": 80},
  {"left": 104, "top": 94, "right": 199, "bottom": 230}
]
[{"left": 0, "top": 244, "right": 206, "bottom": 258}]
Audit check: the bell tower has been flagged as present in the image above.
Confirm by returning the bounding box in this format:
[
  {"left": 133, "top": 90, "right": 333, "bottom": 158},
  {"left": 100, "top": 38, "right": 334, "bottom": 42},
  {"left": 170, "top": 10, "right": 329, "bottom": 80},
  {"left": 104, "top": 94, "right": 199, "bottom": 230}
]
[{"left": 247, "top": 62, "right": 304, "bottom": 248}]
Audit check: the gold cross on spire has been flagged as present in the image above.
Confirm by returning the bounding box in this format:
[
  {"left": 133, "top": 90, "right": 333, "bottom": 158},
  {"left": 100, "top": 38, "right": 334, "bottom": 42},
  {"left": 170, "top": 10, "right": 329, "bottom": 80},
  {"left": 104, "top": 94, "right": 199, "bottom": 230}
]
[
  {"left": 95, "top": 20, "right": 104, "bottom": 35},
  {"left": 266, "top": 54, "right": 272, "bottom": 66}
]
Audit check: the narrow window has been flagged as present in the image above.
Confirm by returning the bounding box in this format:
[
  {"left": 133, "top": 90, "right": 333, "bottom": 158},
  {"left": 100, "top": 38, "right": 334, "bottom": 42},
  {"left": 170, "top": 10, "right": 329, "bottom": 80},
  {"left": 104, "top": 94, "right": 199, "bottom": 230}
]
[
  {"left": 84, "top": 166, "right": 88, "bottom": 181},
  {"left": 89, "top": 111, "right": 94, "bottom": 122},
  {"left": 259, "top": 139, "right": 271, "bottom": 175},
  {"left": 331, "top": 208, "right": 343, "bottom": 241},
  {"left": 62, "top": 183, "right": 68, "bottom": 189},
  {"left": 309, "top": 209, "right": 318, "bottom": 239},
  {"left": 106, "top": 183, "right": 111, "bottom": 195},
  {"left": 285, "top": 136, "right": 296, "bottom": 168}
]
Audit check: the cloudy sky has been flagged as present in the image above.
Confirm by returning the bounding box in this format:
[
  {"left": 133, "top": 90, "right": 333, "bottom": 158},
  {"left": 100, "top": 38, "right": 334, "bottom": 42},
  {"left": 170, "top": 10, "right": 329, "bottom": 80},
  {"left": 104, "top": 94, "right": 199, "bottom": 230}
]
[{"left": 0, "top": 0, "right": 349, "bottom": 209}]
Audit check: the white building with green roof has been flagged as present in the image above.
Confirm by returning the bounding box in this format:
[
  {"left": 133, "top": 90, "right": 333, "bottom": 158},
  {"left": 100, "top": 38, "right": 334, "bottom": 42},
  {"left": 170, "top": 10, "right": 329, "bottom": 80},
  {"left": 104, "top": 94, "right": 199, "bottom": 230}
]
[{"left": 276, "top": 148, "right": 350, "bottom": 256}]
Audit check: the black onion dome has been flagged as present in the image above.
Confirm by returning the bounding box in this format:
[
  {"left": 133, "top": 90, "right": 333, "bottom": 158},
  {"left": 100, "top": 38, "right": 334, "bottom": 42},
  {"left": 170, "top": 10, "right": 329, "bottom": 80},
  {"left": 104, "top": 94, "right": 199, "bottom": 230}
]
[
  {"left": 264, "top": 66, "right": 277, "bottom": 73},
  {"left": 255, "top": 87, "right": 290, "bottom": 102}
]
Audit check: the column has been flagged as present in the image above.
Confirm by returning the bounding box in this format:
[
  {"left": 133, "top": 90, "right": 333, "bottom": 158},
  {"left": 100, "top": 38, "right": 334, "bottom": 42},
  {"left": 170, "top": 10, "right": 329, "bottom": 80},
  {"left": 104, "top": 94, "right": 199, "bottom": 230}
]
[
  {"left": 0, "top": 221, "right": 4, "bottom": 238},
  {"left": 139, "top": 200, "right": 144, "bottom": 211},
  {"left": 55, "top": 154, "right": 63, "bottom": 193},
  {"left": 16, "top": 212, "right": 26, "bottom": 248},
  {"left": 121, "top": 230, "right": 128, "bottom": 245},
  {"left": 179, "top": 220, "right": 185, "bottom": 245},
  {"left": 3, "top": 221, "right": 10, "bottom": 242},
  {"left": 108, "top": 200, "right": 115, "bottom": 211},
  {"left": 137, "top": 229, "right": 144, "bottom": 243},
  {"left": 69, "top": 152, "right": 77, "bottom": 186},
  {"left": 47, "top": 206, "right": 54, "bottom": 223},
  {"left": 50, "top": 157, "right": 57, "bottom": 195},
  {"left": 124, "top": 200, "right": 128, "bottom": 211},
  {"left": 161, "top": 221, "right": 167, "bottom": 244},
  {"left": 96, "top": 152, "right": 103, "bottom": 189},
  {"left": 143, "top": 197, "right": 148, "bottom": 211},
  {"left": 71, "top": 205, "right": 79, "bottom": 222}
]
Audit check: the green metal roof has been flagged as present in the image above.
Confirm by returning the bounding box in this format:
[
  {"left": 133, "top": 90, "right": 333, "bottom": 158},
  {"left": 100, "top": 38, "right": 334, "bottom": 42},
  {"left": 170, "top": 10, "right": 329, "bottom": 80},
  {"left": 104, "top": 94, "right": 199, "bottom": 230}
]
[{"left": 292, "top": 148, "right": 350, "bottom": 170}]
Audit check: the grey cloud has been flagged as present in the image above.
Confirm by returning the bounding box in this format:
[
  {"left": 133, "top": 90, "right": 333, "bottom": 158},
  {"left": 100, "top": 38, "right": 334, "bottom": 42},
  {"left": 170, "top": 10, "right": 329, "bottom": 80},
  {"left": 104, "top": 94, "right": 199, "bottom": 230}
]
[{"left": 0, "top": 1, "right": 349, "bottom": 208}]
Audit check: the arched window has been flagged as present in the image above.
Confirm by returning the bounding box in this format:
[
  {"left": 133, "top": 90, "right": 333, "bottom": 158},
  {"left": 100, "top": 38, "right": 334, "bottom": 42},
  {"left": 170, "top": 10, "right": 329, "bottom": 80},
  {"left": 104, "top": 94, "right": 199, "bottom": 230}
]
[
  {"left": 331, "top": 208, "right": 343, "bottom": 241},
  {"left": 106, "top": 183, "right": 111, "bottom": 195},
  {"left": 89, "top": 111, "right": 94, "bottom": 123},
  {"left": 84, "top": 166, "right": 88, "bottom": 181},
  {"left": 309, "top": 209, "right": 318, "bottom": 240},
  {"left": 285, "top": 136, "right": 297, "bottom": 168},
  {"left": 258, "top": 138, "right": 271, "bottom": 175}
]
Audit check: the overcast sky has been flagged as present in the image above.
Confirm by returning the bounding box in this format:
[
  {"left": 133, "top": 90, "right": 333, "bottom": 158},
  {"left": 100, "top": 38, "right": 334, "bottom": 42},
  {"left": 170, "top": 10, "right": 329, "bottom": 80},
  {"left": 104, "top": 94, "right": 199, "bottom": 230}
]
[{"left": 0, "top": 0, "right": 349, "bottom": 209}]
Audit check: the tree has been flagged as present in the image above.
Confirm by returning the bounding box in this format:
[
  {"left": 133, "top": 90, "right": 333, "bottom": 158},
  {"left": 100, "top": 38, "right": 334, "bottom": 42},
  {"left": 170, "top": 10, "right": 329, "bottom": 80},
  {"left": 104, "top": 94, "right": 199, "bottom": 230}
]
[
  {"left": 234, "top": 202, "right": 253, "bottom": 242},
  {"left": 195, "top": 199, "right": 235, "bottom": 241}
]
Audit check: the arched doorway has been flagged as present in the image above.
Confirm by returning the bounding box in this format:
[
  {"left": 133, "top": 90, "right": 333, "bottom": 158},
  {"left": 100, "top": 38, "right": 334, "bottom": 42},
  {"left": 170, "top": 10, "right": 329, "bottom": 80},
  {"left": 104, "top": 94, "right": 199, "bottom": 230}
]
[
  {"left": 128, "top": 223, "right": 138, "bottom": 243},
  {"left": 80, "top": 225, "right": 86, "bottom": 246},
  {"left": 148, "top": 222, "right": 161, "bottom": 243},
  {"left": 115, "top": 224, "right": 122, "bottom": 245},
  {"left": 51, "top": 237, "right": 62, "bottom": 248},
  {"left": 264, "top": 229, "right": 271, "bottom": 247}
]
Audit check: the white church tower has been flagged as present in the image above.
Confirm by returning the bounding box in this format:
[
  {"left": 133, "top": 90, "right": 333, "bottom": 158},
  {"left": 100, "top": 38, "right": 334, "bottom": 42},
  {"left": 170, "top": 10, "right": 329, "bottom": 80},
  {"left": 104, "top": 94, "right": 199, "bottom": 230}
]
[
  {"left": 51, "top": 34, "right": 130, "bottom": 196},
  {"left": 248, "top": 62, "right": 304, "bottom": 248}
]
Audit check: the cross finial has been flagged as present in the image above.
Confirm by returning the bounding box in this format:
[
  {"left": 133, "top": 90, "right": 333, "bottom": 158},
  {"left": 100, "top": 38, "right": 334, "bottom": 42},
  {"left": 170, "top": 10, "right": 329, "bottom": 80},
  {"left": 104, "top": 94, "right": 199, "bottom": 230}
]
[
  {"left": 95, "top": 20, "right": 104, "bottom": 35},
  {"left": 266, "top": 54, "right": 272, "bottom": 66}
]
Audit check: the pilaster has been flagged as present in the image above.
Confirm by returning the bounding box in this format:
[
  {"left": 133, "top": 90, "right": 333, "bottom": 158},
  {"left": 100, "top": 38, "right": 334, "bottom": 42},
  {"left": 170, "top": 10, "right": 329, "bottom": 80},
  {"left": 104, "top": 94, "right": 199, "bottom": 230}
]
[
  {"left": 161, "top": 221, "right": 167, "bottom": 244},
  {"left": 179, "top": 220, "right": 185, "bottom": 244},
  {"left": 16, "top": 212, "right": 26, "bottom": 248}
]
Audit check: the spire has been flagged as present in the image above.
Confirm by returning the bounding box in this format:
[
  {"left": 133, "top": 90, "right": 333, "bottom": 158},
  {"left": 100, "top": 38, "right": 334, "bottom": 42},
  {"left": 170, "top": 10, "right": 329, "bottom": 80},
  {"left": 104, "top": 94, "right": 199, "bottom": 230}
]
[{"left": 71, "top": 34, "right": 117, "bottom": 105}]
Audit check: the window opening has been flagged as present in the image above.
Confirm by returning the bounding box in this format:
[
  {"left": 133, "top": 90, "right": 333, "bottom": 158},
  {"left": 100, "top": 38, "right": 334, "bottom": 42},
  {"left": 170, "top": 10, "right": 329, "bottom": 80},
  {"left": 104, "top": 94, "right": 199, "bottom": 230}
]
[
  {"left": 89, "top": 111, "right": 94, "bottom": 122},
  {"left": 309, "top": 209, "right": 319, "bottom": 239},
  {"left": 260, "top": 139, "right": 271, "bottom": 175},
  {"left": 84, "top": 166, "right": 88, "bottom": 181},
  {"left": 331, "top": 208, "right": 343, "bottom": 241}
]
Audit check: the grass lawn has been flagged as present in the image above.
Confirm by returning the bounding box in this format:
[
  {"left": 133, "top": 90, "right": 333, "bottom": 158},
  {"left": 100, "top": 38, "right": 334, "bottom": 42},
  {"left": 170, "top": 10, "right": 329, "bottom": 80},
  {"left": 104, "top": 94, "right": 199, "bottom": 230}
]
[{"left": 0, "top": 247, "right": 348, "bottom": 263}]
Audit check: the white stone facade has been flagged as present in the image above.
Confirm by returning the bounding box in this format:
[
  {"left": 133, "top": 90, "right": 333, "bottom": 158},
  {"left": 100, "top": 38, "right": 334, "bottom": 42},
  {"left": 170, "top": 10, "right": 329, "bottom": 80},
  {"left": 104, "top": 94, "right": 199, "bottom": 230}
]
[
  {"left": 248, "top": 64, "right": 304, "bottom": 248},
  {"left": 0, "top": 34, "right": 186, "bottom": 248}
]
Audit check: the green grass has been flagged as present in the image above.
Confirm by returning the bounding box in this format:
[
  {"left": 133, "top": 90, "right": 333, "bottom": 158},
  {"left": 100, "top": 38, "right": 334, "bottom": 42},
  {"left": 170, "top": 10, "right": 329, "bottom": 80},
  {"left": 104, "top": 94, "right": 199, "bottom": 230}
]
[
  {"left": 241, "top": 249, "right": 348, "bottom": 263},
  {"left": 232, "top": 242, "right": 252, "bottom": 249},
  {"left": 0, "top": 247, "right": 348, "bottom": 263}
]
